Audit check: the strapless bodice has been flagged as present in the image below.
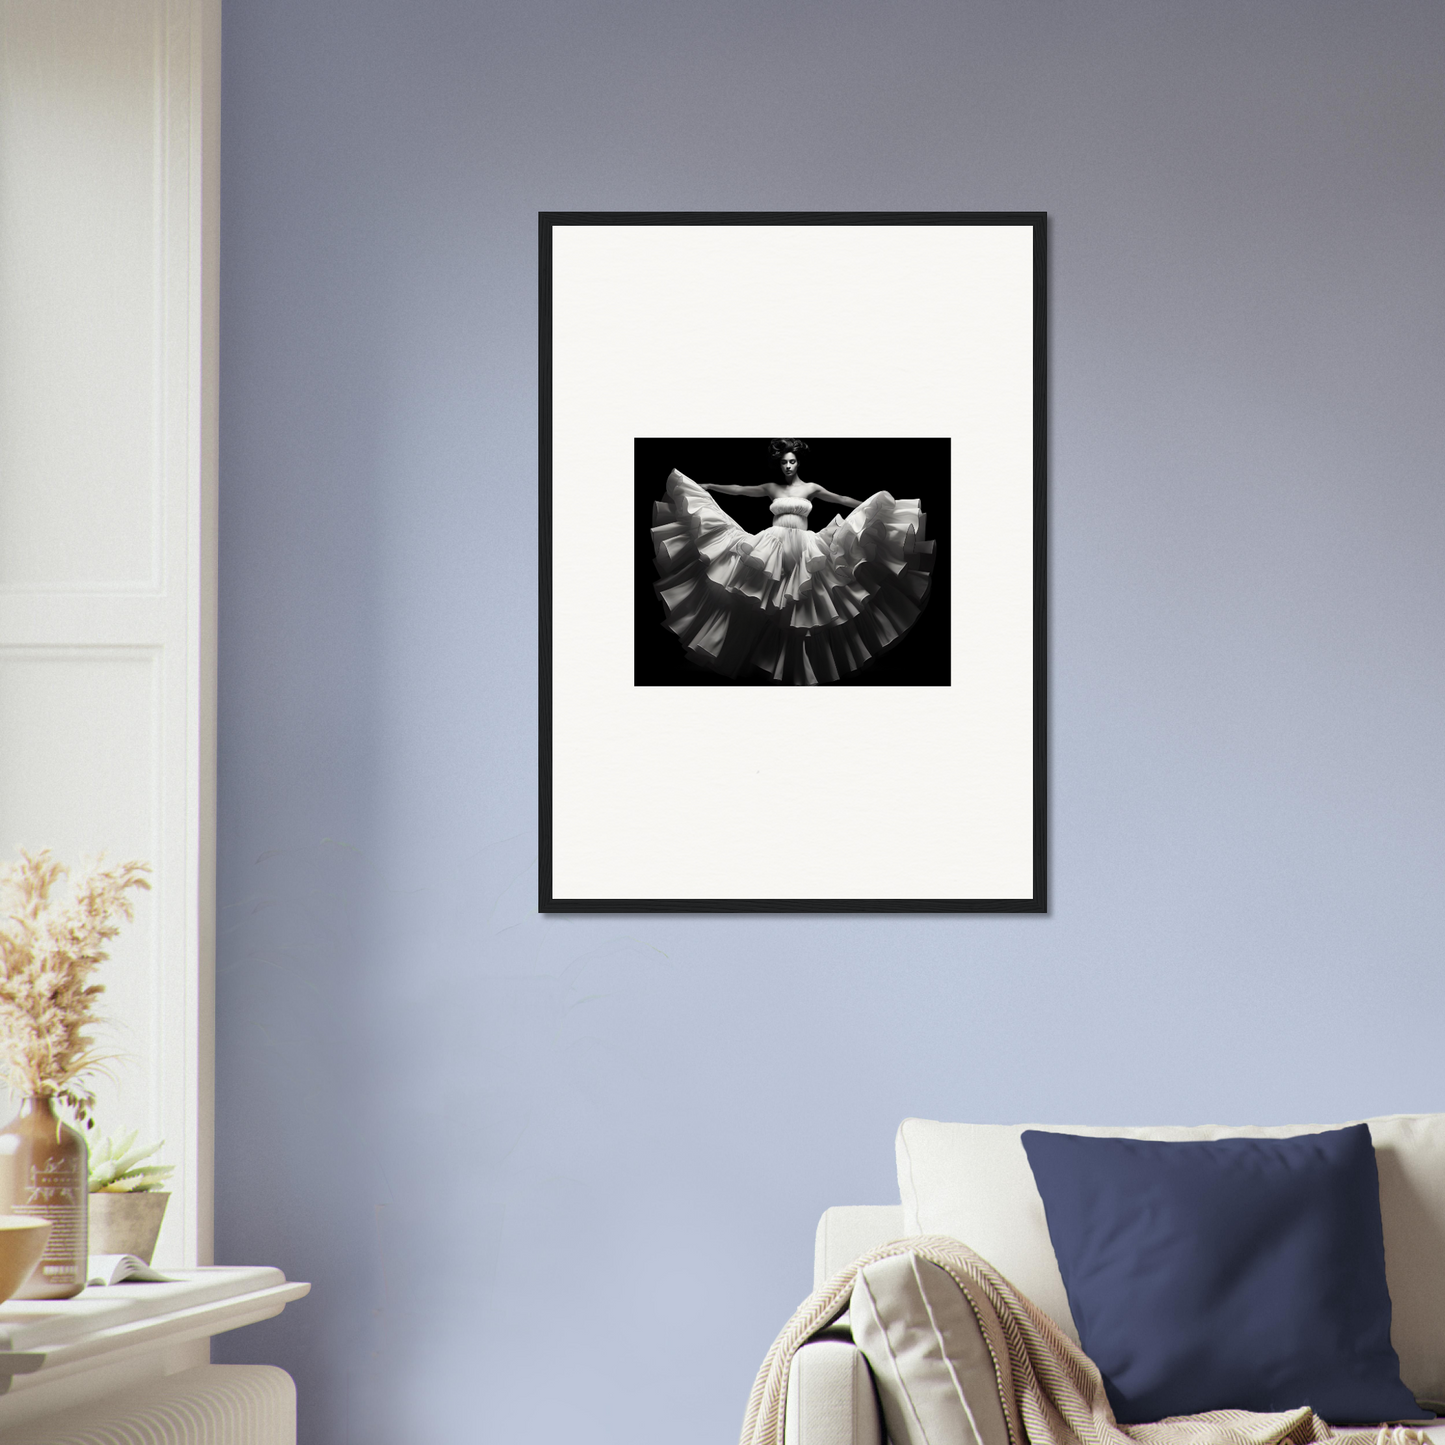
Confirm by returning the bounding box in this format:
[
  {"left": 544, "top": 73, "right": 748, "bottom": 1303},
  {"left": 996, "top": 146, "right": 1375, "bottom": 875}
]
[{"left": 770, "top": 496, "right": 812, "bottom": 530}]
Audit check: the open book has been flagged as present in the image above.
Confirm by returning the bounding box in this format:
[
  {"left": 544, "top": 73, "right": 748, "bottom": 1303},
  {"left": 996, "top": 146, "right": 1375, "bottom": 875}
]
[{"left": 86, "top": 1254, "right": 173, "bottom": 1287}]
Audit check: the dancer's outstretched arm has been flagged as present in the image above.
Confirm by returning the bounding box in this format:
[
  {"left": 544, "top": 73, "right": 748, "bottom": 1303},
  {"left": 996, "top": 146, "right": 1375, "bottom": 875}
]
[
  {"left": 809, "top": 487, "right": 863, "bottom": 508},
  {"left": 701, "top": 482, "right": 772, "bottom": 497}
]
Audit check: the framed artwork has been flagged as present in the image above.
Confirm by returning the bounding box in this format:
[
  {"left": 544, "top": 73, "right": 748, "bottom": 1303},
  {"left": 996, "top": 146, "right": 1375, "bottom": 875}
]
[{"left": 540, "top": 212, "right": 1046, "bottom": 913}]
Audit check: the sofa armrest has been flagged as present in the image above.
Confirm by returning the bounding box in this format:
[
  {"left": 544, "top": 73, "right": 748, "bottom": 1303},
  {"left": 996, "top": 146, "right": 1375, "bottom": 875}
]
[{"left": 784, "top": 1338, "right": 882, "bottom": 1445}]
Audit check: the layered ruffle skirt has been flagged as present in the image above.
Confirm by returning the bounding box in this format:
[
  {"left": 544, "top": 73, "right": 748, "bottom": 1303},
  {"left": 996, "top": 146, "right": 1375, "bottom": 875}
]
[{"left": 649, "top": 469, "right": 937, "bottom": 685}]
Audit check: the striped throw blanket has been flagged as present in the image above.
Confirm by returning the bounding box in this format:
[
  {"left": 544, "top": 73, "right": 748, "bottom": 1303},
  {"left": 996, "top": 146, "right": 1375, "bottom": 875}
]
[{"left": 740, "top": 1236, "right": 1429, "bottom": 1445}]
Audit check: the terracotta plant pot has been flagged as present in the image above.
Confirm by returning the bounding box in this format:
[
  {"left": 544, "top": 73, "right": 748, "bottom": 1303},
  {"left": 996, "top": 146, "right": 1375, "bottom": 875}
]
[
  {"left": 88, "top": 1192, "right": 170, "bottom": 1264},
  {"left": 0, "top": 1218, "right": 51, "bottom": 1301}
]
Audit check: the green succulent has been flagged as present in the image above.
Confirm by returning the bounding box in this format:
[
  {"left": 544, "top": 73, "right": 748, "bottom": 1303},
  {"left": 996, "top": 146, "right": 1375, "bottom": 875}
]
[{"left": 88, "top": 1130, "right": 174, "bottom": 1193}]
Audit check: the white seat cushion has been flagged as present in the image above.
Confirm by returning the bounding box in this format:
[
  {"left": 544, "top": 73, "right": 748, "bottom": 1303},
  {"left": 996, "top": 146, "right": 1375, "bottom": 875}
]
[{"left": 897, "top": 1114, "right": 1445, "bottom": 1403}]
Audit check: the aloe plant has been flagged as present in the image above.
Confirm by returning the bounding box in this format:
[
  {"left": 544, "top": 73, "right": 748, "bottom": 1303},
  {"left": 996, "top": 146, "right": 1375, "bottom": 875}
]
[{"left": 88, "top": 1130, "right": 174, "bottom": 1193}]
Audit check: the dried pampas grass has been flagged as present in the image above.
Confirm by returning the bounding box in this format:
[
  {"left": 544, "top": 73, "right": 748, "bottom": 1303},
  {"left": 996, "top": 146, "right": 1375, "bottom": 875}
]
[{"left": 0, "top": 849, "right": 151, "bottom": 1124}]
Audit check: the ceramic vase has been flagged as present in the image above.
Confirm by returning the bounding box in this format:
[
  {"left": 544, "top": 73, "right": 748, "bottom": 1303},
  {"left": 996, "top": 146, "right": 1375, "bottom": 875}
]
[{"left": 0, "top": 1096, "right": 88, "bottom": 1298}]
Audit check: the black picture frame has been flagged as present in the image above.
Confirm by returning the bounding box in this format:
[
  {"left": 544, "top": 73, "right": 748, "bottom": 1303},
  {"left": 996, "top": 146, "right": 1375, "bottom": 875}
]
[{"left": 540, "top": 211, "right": 1047, "bottom": 913}]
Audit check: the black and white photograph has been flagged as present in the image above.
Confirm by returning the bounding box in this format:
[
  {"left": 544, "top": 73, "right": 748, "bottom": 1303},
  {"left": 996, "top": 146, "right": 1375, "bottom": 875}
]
[
  {"left": 635, "top": 436, "right": 950, "bottom": 688},
  {"left": 541, "top": 212, "right": 1045, "bottom": 910}
]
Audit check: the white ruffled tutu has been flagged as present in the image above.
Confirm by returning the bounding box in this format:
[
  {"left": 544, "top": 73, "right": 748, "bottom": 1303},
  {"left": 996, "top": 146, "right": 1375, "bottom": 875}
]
[{"left": 649, "top": 469, "right": 936, "bottom": 685}]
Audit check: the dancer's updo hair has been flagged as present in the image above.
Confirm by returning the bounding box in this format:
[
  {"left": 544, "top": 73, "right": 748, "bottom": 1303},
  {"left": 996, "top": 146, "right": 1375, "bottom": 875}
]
[{"left": 768, "top": 438, "right": 809, "bottom": 459}]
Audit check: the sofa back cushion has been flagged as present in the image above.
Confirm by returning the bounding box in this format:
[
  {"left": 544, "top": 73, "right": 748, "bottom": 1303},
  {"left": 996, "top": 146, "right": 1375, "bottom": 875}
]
[
  {"left": 851, "top": 1252, "right": 1012, "bottom": 1445},
  {"left": 897, "top": 1114, "right": 1445, "bottom": 1404},
  {"left": 815, "top": 1205, "right": 906, "bottom": 1289}
]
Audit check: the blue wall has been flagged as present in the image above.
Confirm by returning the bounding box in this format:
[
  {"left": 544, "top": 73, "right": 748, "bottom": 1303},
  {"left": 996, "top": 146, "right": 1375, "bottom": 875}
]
[{"left": 214, "top": 4, "right": 1445, "bottom": 1441}]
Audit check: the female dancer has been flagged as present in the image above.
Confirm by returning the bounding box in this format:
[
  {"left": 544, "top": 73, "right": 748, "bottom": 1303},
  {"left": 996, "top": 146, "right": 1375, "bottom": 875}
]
[{"left": 649, "top": 438, "right": 936, "bottom": 685}]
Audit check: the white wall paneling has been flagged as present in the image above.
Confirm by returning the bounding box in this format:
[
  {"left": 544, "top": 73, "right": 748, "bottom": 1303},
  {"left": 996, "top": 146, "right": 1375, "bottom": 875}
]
[{"left": 0, "top": 0, "right": 219, "bottom": 1268}]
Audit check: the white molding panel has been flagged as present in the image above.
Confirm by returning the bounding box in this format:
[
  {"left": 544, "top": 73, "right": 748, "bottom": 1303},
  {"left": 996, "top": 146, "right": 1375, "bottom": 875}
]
[{"left": 0, "top": 0, "right": 219, "bottom": 1268}]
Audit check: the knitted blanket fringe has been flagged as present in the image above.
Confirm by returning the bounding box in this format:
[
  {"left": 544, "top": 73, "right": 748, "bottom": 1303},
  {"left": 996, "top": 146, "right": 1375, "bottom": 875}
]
[{"left": 740, "top": 1236, "right": 1430, "bottom": 1445}]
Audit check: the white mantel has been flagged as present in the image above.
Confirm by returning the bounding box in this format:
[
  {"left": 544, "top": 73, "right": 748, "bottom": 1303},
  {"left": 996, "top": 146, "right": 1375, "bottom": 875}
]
[{"left": 0, "top": 1268, "right": 307, "bottom": 1437}]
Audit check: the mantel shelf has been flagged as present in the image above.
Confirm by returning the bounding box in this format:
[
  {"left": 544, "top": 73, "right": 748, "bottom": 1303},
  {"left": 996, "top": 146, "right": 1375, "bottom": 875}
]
[{"left": 0, "top": 1268, "right": 309, "bottom": 1395}]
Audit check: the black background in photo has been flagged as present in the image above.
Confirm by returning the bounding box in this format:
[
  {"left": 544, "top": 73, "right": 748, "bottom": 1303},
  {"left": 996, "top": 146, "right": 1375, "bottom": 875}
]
[{"left": 634, "top": 437, "right": 951, "bottom": 686}]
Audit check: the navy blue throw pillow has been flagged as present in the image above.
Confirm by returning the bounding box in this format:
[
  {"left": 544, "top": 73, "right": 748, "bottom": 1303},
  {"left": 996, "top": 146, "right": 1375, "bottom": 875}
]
[{"left": 1020, "top": 1125, "right": 1422, "bottom": 1425}]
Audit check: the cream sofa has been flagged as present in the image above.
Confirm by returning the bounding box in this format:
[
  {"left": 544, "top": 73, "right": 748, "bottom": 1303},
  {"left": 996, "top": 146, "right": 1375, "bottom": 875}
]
[{"left": 783, "top": 1117, "right": 1445, "bottom": 1445}]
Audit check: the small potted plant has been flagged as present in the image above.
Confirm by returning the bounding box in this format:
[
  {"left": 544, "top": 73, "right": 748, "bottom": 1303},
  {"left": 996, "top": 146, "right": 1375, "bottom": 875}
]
[{"left": 88, "top": 1132, "right": 173, "bottom": 1264}]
